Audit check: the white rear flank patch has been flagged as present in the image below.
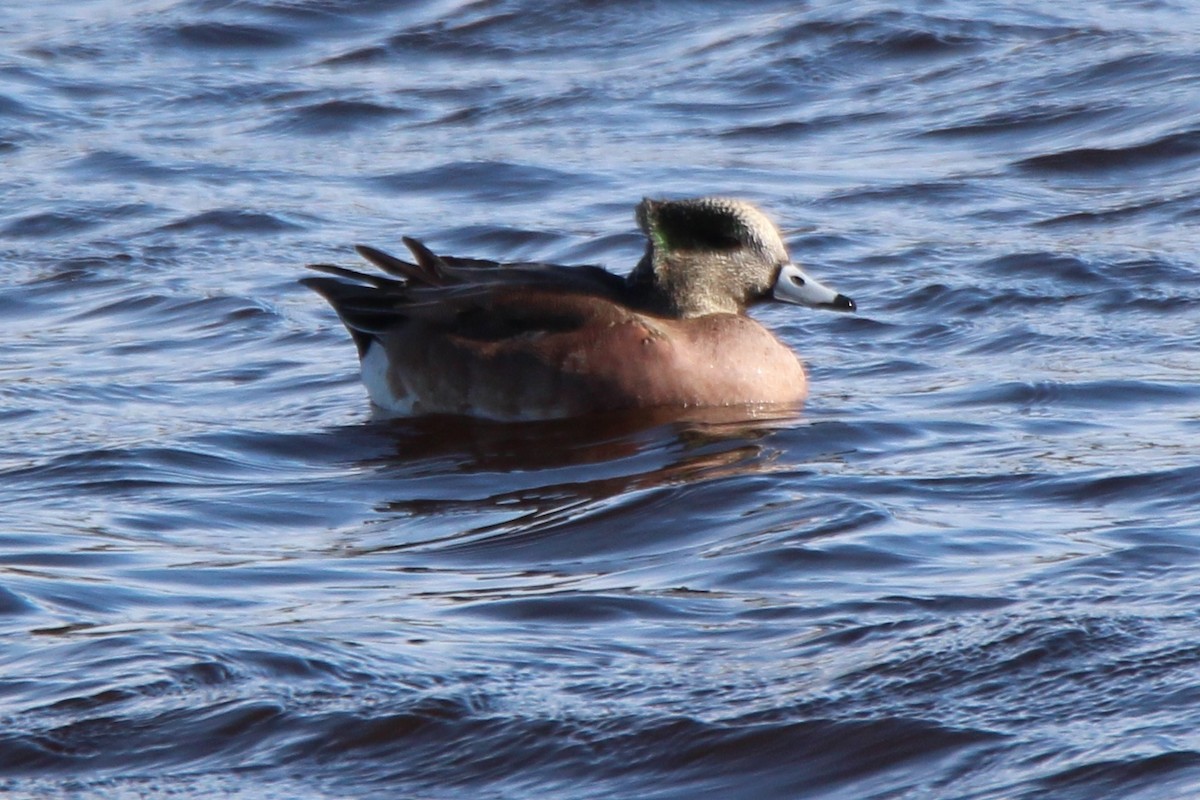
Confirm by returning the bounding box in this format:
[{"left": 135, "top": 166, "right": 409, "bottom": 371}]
[{"left": 360, "top": 341, "right": 415, "bottom": 415}]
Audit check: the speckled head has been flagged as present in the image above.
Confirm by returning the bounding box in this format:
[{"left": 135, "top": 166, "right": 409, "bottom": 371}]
[{"left": 629, "top": 196, "right": 855, "bottom": 318}]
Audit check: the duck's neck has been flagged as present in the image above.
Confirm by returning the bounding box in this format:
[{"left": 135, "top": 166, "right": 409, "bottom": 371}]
[
  {"left": 626, "top": 247, "right": 657, "bottom": 293},
  {"left": 625, "top": 246, "right": 743, "bottom": 319},
  {"left": 625, "top": 247, "right": 679, "bottom": 317}
]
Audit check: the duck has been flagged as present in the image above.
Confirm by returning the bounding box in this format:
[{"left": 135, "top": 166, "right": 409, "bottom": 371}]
[{"left": 302, "top": 196, "right": 854, "bottom": 420}]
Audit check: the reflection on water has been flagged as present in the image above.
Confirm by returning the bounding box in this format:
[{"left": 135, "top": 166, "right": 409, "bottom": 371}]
[
  {"left": 360, "top": 408, "right": 799, "bottom": 558},
  {"left": 366, "top": 404, "right": 798, "bottom": 471}
]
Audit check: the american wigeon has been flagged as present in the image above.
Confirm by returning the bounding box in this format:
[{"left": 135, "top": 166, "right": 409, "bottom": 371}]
[{"left": 303, "top": 196, "right": 854, "bottom": 419}]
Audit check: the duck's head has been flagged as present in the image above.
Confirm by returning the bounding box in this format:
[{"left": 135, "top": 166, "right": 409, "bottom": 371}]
[{"left": 630, "top": 196, "right": 855, "bottom": 319}]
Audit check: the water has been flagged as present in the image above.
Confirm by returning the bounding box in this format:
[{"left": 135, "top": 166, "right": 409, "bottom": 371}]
[{"left": 2, "top": 1, "right": 1200, "bottom": 797}]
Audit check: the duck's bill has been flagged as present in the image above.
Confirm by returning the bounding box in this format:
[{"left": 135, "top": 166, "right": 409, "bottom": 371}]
[{"left": 773, "top": 263, "right": 856, "bottom": 311}]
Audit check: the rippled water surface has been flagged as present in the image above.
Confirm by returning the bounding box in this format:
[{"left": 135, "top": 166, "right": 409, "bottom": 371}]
[{"left": 3, "top": 1, "right": 1200, "bottom": 798}]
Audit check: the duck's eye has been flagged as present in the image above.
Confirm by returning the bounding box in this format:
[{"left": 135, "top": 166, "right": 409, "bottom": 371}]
[{"left": 790, "top": 274, "right": 806, "bottom": 287}]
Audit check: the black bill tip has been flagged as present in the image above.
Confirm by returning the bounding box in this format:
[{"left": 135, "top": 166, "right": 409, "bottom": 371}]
[{"left": 829, "top": 293, "right": 856, "bottom": 312}]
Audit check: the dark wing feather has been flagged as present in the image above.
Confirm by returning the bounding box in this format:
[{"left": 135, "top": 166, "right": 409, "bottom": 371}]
[{"left": 303, "top": 239, "right": 634, "bottom": 354}]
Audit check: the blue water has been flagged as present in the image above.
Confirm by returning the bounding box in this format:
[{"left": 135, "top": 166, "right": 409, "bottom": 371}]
[{"left": 3, "top": 1, "right": 1200, "bottom": 798}]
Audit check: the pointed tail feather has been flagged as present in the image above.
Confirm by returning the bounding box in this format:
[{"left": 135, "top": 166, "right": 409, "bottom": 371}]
[
  {"left": 401, "top": 237, "right": 451, "bottom": 285},
  {"left": 300, "top": 276, "right": 403, "bottom": 357},
  {"left": 306, "top": 262, "right": 405, "bottom": 290},
  {"left": 355, "top": 243, "right": 445, "bottom": 287}
]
